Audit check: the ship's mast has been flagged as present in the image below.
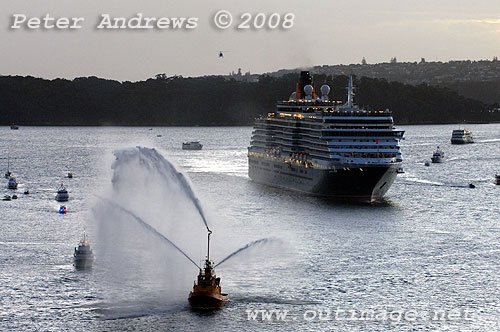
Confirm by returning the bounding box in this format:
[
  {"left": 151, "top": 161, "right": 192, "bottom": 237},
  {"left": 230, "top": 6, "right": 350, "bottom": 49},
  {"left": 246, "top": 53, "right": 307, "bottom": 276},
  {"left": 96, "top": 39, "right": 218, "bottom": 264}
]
[
  {"left": 6, "top": 149, "right": 10, "bottom": 174},
  {"left": 347, "top": 75, "right": 355, "bottom": 108}
]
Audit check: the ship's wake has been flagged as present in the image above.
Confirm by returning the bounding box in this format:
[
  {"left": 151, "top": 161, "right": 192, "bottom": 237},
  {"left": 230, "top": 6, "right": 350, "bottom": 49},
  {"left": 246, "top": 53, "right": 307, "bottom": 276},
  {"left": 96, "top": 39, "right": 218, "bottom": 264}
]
[
  {"left": 477, "top": 138, "right": 500, "bottom": 143},
  {"left": 399, "top": 174, "right": 445, "bottom": 187},
  {"left": 399, "top": 174, "right": 486, "bottom": 188}
]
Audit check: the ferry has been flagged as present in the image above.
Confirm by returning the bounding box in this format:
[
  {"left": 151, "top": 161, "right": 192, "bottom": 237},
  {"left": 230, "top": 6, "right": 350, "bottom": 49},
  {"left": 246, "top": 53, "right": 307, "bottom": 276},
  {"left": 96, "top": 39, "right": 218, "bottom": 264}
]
[
  {"left": 451, "top": 129, "right": 474, "bottom": 144},
  {"left": 248, "top": 72, "right": 404, "bottom": 202}
]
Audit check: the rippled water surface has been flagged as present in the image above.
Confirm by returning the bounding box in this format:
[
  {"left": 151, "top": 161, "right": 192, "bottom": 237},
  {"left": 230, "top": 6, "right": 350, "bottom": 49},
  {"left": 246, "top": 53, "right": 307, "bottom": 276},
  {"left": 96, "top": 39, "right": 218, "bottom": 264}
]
[{"left": 1, "top": 124, "right": 499, "bottom": 331}]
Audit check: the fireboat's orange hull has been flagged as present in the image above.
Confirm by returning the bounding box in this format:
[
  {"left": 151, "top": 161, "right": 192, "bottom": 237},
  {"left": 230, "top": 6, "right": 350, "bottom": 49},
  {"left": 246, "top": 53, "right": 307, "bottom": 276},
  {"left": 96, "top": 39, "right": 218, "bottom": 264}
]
[{"left": 188, "top": 291, "right": 228, "bottom": 309}]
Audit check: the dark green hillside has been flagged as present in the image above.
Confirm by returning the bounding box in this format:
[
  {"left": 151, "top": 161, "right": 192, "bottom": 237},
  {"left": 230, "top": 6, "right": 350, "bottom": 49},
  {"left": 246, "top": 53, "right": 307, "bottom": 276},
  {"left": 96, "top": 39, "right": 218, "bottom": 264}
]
[{"left": 0, "top": 73, "right": 496, "bottom": 126}]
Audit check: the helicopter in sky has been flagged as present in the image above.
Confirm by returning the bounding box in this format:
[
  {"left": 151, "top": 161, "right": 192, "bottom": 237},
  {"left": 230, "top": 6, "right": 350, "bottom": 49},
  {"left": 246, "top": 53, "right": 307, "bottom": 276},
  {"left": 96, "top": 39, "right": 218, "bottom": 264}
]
[{"left": 218, "top": 51, "right": 229, "bottom": 58}]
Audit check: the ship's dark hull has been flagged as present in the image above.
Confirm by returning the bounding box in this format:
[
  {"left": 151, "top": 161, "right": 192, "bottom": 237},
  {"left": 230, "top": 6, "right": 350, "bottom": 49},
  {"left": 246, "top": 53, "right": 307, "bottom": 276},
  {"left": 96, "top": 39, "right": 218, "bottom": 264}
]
[
  {"left": 451, "top": 140, "right": 474, "bottom": 144},
  {"left": 188, "top": 292, "right": 227, "bottom": 309},
  {"left": 74, "top": 255, "right": 93, "bottom": 269},
  {"left": 248, "top": 156, "right": 399, "bottom": 202}
]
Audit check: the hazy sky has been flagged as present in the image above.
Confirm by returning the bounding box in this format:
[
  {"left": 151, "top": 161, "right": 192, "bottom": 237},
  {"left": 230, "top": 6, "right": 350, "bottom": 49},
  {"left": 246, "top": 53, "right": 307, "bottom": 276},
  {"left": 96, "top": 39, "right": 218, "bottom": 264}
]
[{"left": 1, "top": 0, "right": 499, "bottom": 81}]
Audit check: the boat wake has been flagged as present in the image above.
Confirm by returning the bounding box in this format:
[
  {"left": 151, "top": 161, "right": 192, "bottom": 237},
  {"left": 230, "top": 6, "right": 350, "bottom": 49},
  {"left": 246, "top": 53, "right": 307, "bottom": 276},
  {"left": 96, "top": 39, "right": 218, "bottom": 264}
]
[
  {"left": 95, "top": 296, "right": 187, "bottom": 320},
  {"left": 234, "top": 295, "right": 319, "bottom": 305},
  {"left": 477, "top": 138, "right": 500, "bottom": 143},
  {"left": 400, "top": 174, "right": 484, "bottom": 188},
  {"left": 400, "top": 175, "right": 445, "bottom": 186}
]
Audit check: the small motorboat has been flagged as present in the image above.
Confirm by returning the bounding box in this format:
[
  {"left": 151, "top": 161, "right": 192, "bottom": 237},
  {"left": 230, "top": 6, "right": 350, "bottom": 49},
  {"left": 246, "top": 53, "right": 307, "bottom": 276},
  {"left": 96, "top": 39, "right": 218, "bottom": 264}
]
[
  {"left": 24, "top": 190, "right": 29, "bottom": 195},
  {"left": 182, "top": 141, "right": 203, "bottom": 150},
  {"left": 2, "top": 195, "right": 11, "bottom": 201},
  {"left": 55, "top": 183, "right": 69, "bottom": 202},
  {"left": 397, "top": 167, "right": 405, "bottom": 174},
  {"left": 431, "top": 147, "right": 445, "bottom": 163},
  {"left": 7, "top": 177, "right": 18, "bottom": 189},
  {"left": 4, "top": 171, "right": 11, "bottom": 179},
  {"left": 468, "top": 183, "right": 476, "bottom": 189},
  {"left": 10, "top": 124, "right": 19, "bottom": 130},
  {"left": 59, "top": 205, "right": 67, "bottom": 214},
  {"left": 189, "top": 230, "right": 229, "bottom": 309},
  {"left": 495, "top": 174, "right": 500, "bottom": 185},
  {"left": 157, "top": 134, "right": 163, "bottom": 138},
  {"left": 424, "top": 161, "right": 430, "bottom": 167},
  {"left": 12, "top": 194, "right": 18, "bottom": 199},
  {"left": 67, "top": 172, "right": 73, "bottom": 179},
  {"left": 74, "top": 231, "right": 94, "bottom": 269}
]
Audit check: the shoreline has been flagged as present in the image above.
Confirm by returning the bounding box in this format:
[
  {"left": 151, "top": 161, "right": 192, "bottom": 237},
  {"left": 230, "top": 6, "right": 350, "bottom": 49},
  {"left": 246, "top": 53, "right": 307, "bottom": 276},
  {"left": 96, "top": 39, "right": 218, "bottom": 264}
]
[{"left": 3, "top": 122, "right": 500, "bottom": 127}]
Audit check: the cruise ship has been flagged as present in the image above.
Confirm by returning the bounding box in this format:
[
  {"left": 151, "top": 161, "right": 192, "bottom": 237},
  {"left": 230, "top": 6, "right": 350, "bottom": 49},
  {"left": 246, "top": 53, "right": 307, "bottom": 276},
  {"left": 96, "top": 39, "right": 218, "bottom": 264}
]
[
  {"left": 248, "top": 72, "right": 405, "bottom": 202},
  {"left": 451, "top": 129, "right": 474, "bottom": 144}
]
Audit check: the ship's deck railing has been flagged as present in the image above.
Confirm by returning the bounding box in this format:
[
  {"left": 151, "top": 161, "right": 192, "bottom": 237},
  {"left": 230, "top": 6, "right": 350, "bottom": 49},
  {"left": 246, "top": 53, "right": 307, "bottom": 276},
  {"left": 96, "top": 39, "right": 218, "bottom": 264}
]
[
  {"left": 248, "top": 151, "right": 401, "bottom": 168},
  {"left": 278, "top": 100, "right": 341, "bottom": 106},
  {"left": 275, "top": 104, "right": 392, "bottom": 116}
]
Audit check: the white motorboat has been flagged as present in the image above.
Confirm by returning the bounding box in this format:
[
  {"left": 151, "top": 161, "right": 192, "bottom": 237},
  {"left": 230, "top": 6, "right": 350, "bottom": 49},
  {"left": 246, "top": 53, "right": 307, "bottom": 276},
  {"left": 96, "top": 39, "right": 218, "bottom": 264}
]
[
  {"left": 55, "top": 183, "right": 69, "bottom": 201},
  {"left": 182, "top": 141, "right": 203, "bottom": 150},
  {"left": 7, "top": 177, "right": 18, "bottom": 189},
  {"left": 431, "top": 147, "right": 445, "bottom": 163}
]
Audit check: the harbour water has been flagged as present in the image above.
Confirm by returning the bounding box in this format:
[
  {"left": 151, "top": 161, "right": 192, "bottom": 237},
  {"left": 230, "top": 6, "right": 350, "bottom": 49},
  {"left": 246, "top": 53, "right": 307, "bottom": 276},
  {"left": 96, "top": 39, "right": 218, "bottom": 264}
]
[{"left": 1, "top": 124, "right": 499, "bottom": 331}]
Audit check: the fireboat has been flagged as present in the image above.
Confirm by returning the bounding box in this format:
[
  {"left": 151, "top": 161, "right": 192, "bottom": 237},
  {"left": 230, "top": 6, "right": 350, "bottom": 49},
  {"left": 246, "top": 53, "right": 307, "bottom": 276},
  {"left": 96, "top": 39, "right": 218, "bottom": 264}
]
[{"left": 188, "top": 229, "right": 229, "bottom": 309}]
